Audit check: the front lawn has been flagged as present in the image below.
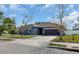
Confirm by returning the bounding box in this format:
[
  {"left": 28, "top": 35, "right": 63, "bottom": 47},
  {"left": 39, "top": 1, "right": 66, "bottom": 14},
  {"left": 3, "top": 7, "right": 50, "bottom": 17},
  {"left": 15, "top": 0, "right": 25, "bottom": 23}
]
[
  {"left": 0, "top": 37, "right": 14, "bottom": 41},
  {"left": 0, "top": 35, "right": 33, "bottom": 41},
  {"left": 51, "top": 35, "right": 79, "bottom": 43},
  {"left": 7, "top": 35, "right": 33, "bottom": 39}
]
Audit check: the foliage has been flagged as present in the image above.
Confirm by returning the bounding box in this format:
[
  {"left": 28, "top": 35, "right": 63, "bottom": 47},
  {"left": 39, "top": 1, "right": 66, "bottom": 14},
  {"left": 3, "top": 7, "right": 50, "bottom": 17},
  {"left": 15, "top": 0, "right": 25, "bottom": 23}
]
[
  {"left": 0, "top": 25, "right": 4, "bottom": 35},
  {"left": 19, "top": 15, "right": 33, "bottom": 35},
  {"left": 0, "top": 11, "right": 33, "bottom": 35},
  {"left": 3, "top": 17, "right": 16, "bottom": 34},
  {"left": 0, "top": 11, "right": 4, "bottom": 35},
  {"left": 0, "top": 11, "right": 3, "bottom": 19}
]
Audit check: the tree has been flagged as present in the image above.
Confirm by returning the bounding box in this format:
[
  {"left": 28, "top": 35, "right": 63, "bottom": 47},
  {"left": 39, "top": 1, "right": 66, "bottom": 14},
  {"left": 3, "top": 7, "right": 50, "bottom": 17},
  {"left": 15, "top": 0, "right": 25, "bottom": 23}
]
[
  {"left": 58, "top": 4, "right": 64, "bottom": 40},
  {"left": 19, "top": 14, "right": 33, "bottom": 35},
  {"left": 3, "top": 17, "right": 16, "bottom": 34},
  {"left": 0, "top": 11, "right": 4, "bottom": 35},
  {"left": 58, "top": 4, "right": 75, "bottom": 40},
  {"left": 0, "top": 11, "right": 4, "bottom": 25},
  {"left": 0, "top": 25, "right": 4, "bottom": 35},
  {"left": 0, "top": 12, "right": 3, "bottom": 19}
]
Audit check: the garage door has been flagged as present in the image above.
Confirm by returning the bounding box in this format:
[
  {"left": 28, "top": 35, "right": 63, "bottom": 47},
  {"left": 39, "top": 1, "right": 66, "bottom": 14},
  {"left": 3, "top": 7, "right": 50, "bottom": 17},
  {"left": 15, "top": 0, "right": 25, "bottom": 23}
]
[{"left": 44, "top": 29, "right": 60, "bottom": 35}]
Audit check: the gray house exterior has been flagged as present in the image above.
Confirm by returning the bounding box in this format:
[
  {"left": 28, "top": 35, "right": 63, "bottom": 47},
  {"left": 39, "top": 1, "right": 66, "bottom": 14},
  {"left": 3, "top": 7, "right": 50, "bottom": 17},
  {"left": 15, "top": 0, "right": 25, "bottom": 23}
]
[{"left": 23, "top": 22, "right": 66, "bottom": 35}]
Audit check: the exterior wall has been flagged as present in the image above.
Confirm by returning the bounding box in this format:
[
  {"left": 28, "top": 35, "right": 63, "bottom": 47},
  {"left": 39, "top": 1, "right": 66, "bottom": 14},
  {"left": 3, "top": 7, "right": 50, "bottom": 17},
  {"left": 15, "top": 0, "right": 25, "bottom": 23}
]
[
  {"left": 31, "top": 27, "right": 40, "bottom": 35},
  {"left": 23, "top": 27, "right": 60, "bottom": 35},
  {"left": 23, "top": 27, "right": 40, "bottom": 35}
]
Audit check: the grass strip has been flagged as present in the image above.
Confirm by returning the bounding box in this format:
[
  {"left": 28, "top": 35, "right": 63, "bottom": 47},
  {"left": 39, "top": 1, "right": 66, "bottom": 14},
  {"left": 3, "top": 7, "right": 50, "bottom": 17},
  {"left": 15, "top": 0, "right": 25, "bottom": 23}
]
[{"left": 49, "top": 43, "right": 66, "bottom": 47}]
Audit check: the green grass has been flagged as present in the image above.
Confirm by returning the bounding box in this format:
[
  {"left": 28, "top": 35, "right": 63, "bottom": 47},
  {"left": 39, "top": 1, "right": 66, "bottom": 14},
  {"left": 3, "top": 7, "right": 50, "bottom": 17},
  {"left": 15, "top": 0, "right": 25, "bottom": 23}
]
[
  {"left": 49, "top": 43, "right": 66, "bottom": 47},
  {"left": 51, "top": 35, "right": 79, "bottom": 43},
  {"left": 0, "top": 35, "right": 33, "bottom": 41},
  {"left": 7, "top": 35, "right": 33, "bottom": 39},
  {"left": 1, "top": 35, "right": 33, "bottom": 39},
  {"left": 0, "top": 37, "right": 14, "bottom": 41}
]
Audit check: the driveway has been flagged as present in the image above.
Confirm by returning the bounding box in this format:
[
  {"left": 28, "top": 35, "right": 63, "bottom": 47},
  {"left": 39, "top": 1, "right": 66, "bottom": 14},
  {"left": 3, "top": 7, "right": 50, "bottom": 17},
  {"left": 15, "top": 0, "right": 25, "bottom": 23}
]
[
  {"left": 11, "top": 36, "right": 57, "bottom": 47},
  {"left": 0, "top": 36, "right": 78, "bottom": 54}
]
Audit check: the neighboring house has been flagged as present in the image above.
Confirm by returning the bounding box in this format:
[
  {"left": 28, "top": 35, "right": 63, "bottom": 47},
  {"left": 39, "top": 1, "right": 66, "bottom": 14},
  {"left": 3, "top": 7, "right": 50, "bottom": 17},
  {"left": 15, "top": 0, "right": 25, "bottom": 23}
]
[{"left": 23, "top": 22, "right": 66, "bottom": 35}]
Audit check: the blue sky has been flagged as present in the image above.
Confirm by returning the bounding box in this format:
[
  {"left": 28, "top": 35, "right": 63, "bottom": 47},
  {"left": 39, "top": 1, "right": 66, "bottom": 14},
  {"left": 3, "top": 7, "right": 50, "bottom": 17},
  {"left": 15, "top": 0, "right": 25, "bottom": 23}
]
[{"left": 0, "top": 4, "right": 79, "bottom": 29}]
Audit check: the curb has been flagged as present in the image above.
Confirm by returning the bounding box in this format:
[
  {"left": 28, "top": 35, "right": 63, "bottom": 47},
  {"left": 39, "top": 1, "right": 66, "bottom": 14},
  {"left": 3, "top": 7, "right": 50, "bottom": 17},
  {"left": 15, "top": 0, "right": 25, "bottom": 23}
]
[{"left": 48, "top": 46, "right": 79, "bottom": 52}]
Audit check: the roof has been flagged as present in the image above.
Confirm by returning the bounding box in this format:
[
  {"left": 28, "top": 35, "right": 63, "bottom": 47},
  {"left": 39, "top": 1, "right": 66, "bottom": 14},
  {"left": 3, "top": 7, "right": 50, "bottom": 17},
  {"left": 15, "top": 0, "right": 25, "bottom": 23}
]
[
  {"left": 32, "top": 22, "right": 65, "bottom": 29},
  {"left": 19, "top": 22, "right": 66, "bottom": 31}
]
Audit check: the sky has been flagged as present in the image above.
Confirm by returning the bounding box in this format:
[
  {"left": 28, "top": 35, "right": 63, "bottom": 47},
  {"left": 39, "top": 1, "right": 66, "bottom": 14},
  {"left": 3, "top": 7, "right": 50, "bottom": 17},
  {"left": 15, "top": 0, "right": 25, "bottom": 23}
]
[{"left": 0, "top": 4, "right": 79, "bottom": 29}]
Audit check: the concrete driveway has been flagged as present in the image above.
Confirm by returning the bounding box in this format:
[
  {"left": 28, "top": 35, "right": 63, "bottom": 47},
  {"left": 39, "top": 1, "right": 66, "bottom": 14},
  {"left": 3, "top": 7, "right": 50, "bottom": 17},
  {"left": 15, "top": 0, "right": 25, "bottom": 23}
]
[
  {"left": 0, "top": 36, "right": 78, "bottom": 54},
  {"left": 11, "top": 36, "right": 57, "bottom": 47}
]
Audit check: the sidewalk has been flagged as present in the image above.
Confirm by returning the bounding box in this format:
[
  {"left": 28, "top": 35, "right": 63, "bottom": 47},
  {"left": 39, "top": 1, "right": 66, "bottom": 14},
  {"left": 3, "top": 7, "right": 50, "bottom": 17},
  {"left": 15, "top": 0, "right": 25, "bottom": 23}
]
[{"left": 49, "top": 42, "right": 79, "bottom": 51}]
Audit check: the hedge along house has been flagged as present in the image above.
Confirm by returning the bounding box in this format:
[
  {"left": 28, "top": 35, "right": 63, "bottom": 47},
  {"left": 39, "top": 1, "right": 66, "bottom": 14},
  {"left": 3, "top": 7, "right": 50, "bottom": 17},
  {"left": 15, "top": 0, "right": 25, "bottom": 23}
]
[{"left": 23, "top": 22, "right": 66, "bottom": 35}]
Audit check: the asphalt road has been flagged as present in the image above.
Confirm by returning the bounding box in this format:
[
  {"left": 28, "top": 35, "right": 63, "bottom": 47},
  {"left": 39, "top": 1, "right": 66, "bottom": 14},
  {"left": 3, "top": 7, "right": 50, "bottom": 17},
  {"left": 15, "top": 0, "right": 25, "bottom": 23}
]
[
  {"left": 0, "top": 37, "right": 79, "bottom": 54},
  {"left": 0, "top": 42, "right": 78, "bottom": 54}
]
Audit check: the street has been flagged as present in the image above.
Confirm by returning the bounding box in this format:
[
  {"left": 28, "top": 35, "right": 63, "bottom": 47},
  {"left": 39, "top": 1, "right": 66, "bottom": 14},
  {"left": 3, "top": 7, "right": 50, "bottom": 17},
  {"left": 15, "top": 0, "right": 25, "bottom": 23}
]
[{"left": 0, "top": 36, "right": 78, "bottom": 54}]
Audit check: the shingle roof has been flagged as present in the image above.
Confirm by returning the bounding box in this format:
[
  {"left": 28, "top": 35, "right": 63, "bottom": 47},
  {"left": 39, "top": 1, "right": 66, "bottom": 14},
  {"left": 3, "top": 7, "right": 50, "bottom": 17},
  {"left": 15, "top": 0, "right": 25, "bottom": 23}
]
[
  {"left": 32, "top": 22, "right": 63, "bottom": 28},
  {"left": 18, "top": 22, "right": 66, "bottom": 32},
  {"left": 31, "top": 22, "right": 66, "bottom": 31}
]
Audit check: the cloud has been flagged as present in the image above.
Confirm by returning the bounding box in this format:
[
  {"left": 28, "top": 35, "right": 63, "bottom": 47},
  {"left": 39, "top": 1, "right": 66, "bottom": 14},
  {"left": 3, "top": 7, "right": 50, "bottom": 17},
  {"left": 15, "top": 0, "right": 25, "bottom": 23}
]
[
  {"left": 44, "top": 4, "right": 51, "bottom": 9},
  {"left": 69, "top": 11, "right": 79, "bottom": 16},
  {"left": 63, "top": 11, "right": 79, "bottom": 22},
  {"left": 0, "top": 5, "right": 8, "bottom": 12},
  {"left": 41, "top": 4, "right": 52, "bottom": 11},
  {"left": 47, "top": 17, "right": 60, "bottom": 24},
  {"left": 29, "top": 4, "right": 36, "bottom": 9},
  {"left": 9, "top": 14, "right": 17, "bottom": 18},
  {"left": 66, "top": 4, "right": 74, "bottom": 11},
  {"left": 9, "top": 4, "right": 27, "bottom": 13},
  {"left": 47, "top": 11, "right": 79, "bottom": 29},
  {"left": 69, "top": 5, "right": 74, "bottom": 8},
  {"left": 62, "top": 11, "right": 79, "bottom": 29},
  {"left": 47, "top": 17, "right": 53, "bottom": 21},
  {"left": 74, "top": 20, "right": 78, "bottom": 24},
  {"left": 9, "top": 4, "right": 19, "bottom": 9}
]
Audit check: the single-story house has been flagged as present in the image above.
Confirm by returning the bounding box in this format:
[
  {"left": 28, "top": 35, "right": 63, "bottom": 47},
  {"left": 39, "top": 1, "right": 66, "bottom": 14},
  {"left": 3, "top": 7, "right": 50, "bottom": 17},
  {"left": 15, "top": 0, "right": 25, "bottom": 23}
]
[{"left": 23, "top": 22, "right": 66, "bottom": 35}]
